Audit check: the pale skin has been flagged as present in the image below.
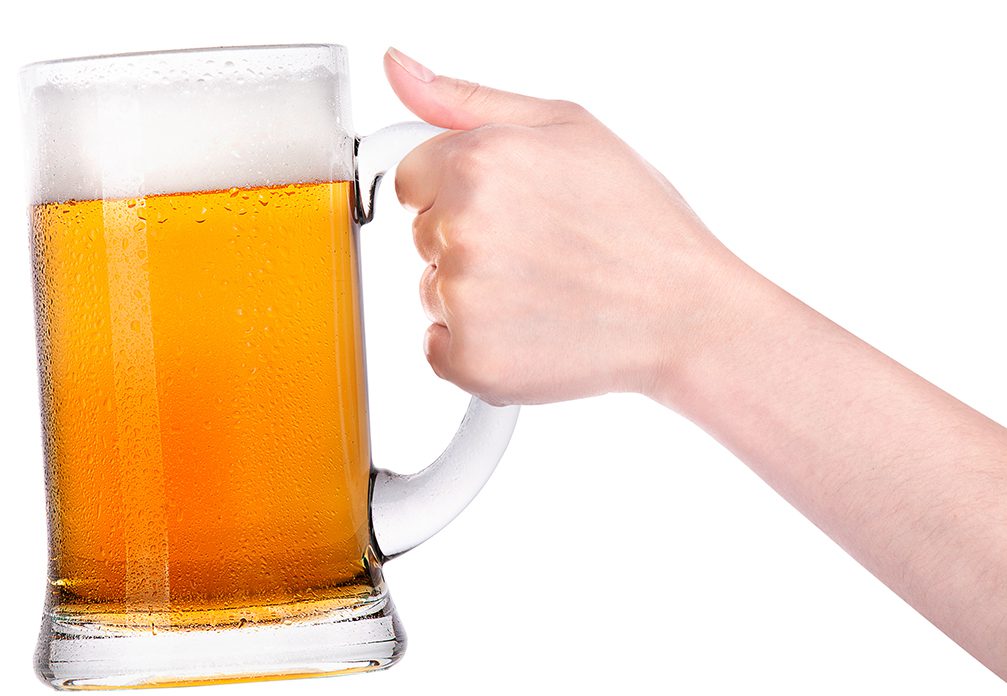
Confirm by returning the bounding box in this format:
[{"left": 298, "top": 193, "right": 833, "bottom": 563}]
[{"left": 384, "top": 47, "right": 1007, "bottom": 679}]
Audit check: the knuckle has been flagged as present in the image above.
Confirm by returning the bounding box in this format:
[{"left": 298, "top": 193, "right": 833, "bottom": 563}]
[
  {"left": 454, "top": 79, "right": 489, "bottom": 112},
  {"left": 411, "top": 213, "right": 423, "bottom": 246},
  {"left": 425, "top": 350, "right": 447, "bottom": 381},
  {"left": 429, "top": 315, "right": 514, "bottom": 405},
  {"left": 549, "top": 99, "right": 590, "bottom": 121},
  {"left": 435, "top": 271, "right": 464, "bottom": 317},
  {"left": 393, "top": 170, "right": 408, "bottom": 206},
  {"left": 440, "top": 231, "right": 472, "bottom": 270},
  {"left": 469, "top": 126, "right": 511, "bottom": 156},
  {"left": 411, "top": 212, "right": 434, "bottom": 259},
  {"left": 447, "top": 142, "right": 487, "bottom": 180},
  {"left": 449, "top": 128, "right": 509, "bottom": 178},
  {"left": 409, "top": 208, "right": 420, "bottom": 233},
  {"left": 393, "top": 153, "right": 421, "bottom": 208},
  {"left": 419, "top": 265, "right": 440, "bottom": 315},
  {"left": 424, "top": 325, "right": 450, "bottom": 379},
  {"left": 419, "top": 262, "right": 437, "bottom": 288},
  {"left": 438, "top": 211, "right": 486, "bottom": 267}
]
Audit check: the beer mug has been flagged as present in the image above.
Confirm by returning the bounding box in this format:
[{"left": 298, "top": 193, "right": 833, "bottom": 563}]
[{"left": 21, "top": 44, "right": 519, "bottom": 690}]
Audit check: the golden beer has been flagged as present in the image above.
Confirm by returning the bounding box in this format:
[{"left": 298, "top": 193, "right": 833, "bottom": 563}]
[{"left": 32, "top": 181, "right": 375, "bottom": 627}]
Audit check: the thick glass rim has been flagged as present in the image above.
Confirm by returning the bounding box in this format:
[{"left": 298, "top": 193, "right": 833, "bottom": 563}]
[{"left": 20, "top": 43, "right": 347, "bottom": 84}]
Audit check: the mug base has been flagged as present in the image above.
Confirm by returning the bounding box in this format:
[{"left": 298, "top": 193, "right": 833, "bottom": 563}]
[{"left": 35, "top": 590, "right": 405, "bottom": 690}]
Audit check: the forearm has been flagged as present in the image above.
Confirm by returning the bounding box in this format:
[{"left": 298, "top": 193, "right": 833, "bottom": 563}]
[{"left": 649, "top": 257, "right": 1007, "bottom": 677}]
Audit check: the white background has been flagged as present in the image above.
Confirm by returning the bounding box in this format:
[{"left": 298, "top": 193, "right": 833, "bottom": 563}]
[{"left": 2, "top": 1, "right": 1006, "bottom": 693}]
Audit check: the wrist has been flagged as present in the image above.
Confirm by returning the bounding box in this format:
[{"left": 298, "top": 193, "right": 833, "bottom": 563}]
[{"left": 636, "top": 247, "right": 778, "bottom": 412}]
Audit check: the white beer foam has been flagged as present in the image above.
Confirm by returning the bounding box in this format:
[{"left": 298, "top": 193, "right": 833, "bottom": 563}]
[{"left": 22, "top": 47, "right": 354, "bottom": 204}]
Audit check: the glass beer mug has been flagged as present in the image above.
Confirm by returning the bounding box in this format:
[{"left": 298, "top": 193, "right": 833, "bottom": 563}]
[{"left": 20, "top": 44, "right": 519, "bottom": 690}]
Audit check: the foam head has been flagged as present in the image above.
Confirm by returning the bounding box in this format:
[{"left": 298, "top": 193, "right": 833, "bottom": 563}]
[{"left": 21, "top": 45, "right": 354, "bottom": 204}]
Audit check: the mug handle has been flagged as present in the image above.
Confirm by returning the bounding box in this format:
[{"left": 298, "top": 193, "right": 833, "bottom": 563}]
[{"left": 355, "top": 122, "right": 520, "bottom": 560}]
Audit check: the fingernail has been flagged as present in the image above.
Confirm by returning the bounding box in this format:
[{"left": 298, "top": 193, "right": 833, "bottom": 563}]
[{"left": 387, "top": 47, "right": 435, "bottom": 83}]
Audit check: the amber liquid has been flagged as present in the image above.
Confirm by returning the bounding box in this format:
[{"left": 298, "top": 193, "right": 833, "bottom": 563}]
[{"left": 31, "top": 181, "right": 375, "bottom": 628}]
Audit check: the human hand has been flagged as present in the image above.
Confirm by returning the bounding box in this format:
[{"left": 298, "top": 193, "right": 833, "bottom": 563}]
[{"left": 385, "top": 48, "right": 746, "bottom": 407}]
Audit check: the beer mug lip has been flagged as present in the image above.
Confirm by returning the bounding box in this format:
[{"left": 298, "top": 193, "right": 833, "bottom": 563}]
[{"left": 20, "top": 43, "right": 348, "bottom": 87}]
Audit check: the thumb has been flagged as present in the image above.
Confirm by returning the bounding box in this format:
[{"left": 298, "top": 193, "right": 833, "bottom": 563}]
[{"left": 384, "top": 47, "right": 565, "bottom": 130}]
